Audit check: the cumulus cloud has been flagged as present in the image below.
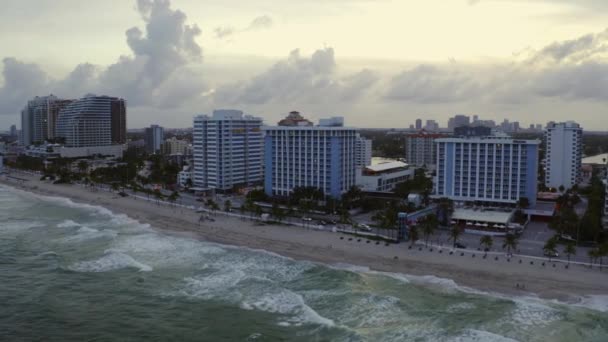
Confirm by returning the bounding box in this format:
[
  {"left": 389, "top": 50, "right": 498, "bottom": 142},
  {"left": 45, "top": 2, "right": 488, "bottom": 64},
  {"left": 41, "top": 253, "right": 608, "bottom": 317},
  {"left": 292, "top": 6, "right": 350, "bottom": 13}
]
[
  {"left": 213, "top": 15, "right": 274, "bottom": 40},
  {"left": 213, "top": 48, "right": 377, "bottom": 105},
  {"left": 0, "top": 0, "right": 206, "bottom": 116},
  {"left": 384, "top": 27, "right": 608, "bottom": 105}
]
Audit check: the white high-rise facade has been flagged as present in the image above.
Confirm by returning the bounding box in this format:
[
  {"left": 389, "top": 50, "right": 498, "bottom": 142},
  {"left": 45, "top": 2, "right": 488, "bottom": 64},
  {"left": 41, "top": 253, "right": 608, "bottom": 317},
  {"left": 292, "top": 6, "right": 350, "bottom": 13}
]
[
  {"left": 544, "top": 121, "right": 583, "bottom": 190},
  {"left": 264, "top": 116, "right": 358, "bottom": 199},
  {"left": 56, "top": 95, "right": 117, "bottom": 147},
  {"left": 193, "top": 110, "right": 263, "bottom": 191},
  {"left": 355, "top": 135, "right": 372, "bottom": 168},
  {"left": 434, "top": 135, "right": 540, "bottom": 205},
  {"left": 20, "top": 95, "right": 73, "bottom": 146}
]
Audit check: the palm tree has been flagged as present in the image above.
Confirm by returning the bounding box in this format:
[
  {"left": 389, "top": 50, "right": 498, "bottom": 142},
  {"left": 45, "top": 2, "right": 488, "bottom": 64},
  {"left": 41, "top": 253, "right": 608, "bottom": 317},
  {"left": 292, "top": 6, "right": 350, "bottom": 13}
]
[
  {"left": 409, "top": 226, "right": 419, "bottom": 247},
  {"left": 153, "top": 189, "right": 163, "bottom": 205},
  {"left": 224, "top": 200, "right": 232, "bottom": 213},
  {"left": 502, "top": 233, "right": 518, "bottom": 257},
  {"left": 450, "top": 226, "right": 462, "bottom": 249},
  {"left": 77, "top": 160, "right": 89, "bottom": 175},
  {"left": 480, "top": 235, "right": 493, "bottom": 257},
  {"left": 168, "top": 191, "right": 180, "bottom": 207},
  {"left": 588, "top": 248, "right": 598, "bottom": 268},
  {"left": 543, "top": 236, "right": 558, "bottom": 262},
  {"left": 563, "top": 242, "right": 576, "bottom": 266},
  {"left": 422, "top": 214, "right": 438, "bottom": 247},
  {"left": 111, "top": 183, "right": 120, "bottom": 193}
]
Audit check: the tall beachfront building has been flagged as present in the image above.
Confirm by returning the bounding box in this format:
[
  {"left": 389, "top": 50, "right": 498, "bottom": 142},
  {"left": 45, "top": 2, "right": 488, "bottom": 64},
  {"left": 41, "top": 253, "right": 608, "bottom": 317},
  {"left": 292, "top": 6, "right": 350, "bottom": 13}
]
[
  {"left": 434, "top": 131, "right": 540, "bottom": 206},
  {"left": 145, "top": 125, "right": 164, "bottom": 154},
  {"left": 544, "top": 121, "right": 583, "bottom": 190},
  {"left": 20, "top": 95, "right": 73, "bottom": 146},
  {"left": 56, "top": 95, "right": 126, "bottom": 148},
  {"left": 193, "top": 110, "right": 263, "bottom": 191},
  {"left": 355, "top": 135, "right": 372, "bottom": 168},
  {"left": 405, "top": 129, "right": 447, "bottom": 169},
  {"left": 264, "top": 114, "right": 358, "bottom": 199}
]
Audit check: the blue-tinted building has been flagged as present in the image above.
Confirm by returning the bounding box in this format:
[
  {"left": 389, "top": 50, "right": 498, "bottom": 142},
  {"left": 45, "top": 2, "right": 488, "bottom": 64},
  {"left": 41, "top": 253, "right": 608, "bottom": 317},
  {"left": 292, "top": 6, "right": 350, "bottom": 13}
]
[
  {"left": 434, "top": 135, "right": 540, "bottom": 206},
  {"left": 263, "top": 116, "right": 358, "bottom": 199}
]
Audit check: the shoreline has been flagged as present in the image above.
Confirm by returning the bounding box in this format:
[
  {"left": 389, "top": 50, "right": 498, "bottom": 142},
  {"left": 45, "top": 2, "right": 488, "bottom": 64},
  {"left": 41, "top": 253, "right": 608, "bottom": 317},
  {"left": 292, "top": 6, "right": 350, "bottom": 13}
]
[{"left": 2, "top": 174, "right": 608, "bottom": 304}]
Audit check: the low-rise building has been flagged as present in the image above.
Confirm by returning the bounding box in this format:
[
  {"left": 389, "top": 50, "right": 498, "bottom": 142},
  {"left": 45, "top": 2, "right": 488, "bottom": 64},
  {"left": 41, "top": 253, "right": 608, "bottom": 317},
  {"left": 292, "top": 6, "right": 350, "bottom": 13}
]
[
  {"left": 356, "top": 160, "right": 413, "bottom": 192},
  {"left": 177, "top": 165, "right": 193, "bottom": 187}
]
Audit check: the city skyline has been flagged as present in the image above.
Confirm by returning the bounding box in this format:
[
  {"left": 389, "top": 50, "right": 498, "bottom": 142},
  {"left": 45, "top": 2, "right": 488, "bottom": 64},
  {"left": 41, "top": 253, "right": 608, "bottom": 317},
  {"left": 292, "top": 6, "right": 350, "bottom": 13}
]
[{"left": 1, "top": 0, "right": 608, "bottom": 130}]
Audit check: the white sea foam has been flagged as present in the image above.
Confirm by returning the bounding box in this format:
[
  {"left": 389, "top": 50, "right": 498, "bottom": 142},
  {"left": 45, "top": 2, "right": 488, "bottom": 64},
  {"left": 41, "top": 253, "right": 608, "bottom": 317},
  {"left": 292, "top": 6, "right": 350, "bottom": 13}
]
[
  {"left": 452, "top": 329, "right": 520, "bottom": 342},
  {"left": 62, "top": 226, "right": 118, "bottom": 243},
  {"left": 57, "top": 220, "right": 81, "bottom": 228},
  {"left": 242, "top": 289, "right": 335, "bottom": 327},
  {"left": 573, "top": 295, "right": 608, "bottom": 313},
  {"left": 68, "top": 251, "right": 153, "bottom": 272}
]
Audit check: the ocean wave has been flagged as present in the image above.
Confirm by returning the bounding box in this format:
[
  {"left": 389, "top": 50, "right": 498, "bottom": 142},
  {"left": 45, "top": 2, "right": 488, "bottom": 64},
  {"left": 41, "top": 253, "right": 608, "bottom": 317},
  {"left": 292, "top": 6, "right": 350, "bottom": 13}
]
[
  {"left": 573, "top": 295, "right": 608, "bottom": 313},
  {"left": 452, "top": 329, "right": 520, "bottom": 342},
  {"left": 241, "top": 289, "right": 335, "bottom": 327},
  {"left": 62, "top": 226, "right": 118, "bottom": 243},
  {"left": 68, "top": 251, "right": 153, "bottom": 273},
  {"left": 57, "top": 220, "right": 81, "bottom": 228}
]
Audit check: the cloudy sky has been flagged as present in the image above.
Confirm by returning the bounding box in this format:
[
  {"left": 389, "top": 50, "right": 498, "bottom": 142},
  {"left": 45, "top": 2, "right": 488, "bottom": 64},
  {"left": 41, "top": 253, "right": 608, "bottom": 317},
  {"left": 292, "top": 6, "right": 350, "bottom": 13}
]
[{"left": 1, "top": 0, "right": 607, "bottom": 130}]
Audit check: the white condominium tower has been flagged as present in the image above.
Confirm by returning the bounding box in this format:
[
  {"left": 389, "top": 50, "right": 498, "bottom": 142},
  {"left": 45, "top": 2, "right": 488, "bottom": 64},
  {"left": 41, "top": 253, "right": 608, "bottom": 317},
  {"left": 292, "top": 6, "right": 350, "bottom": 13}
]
[
  {"left": 55, "top": 95, "right": 126, "bottom": 147},
  {"left": 434, "top": 129, "right": 540, "bottom": 206},
  {"left": 264, "top": 114, "right": 358, "bottom": 199},
  {"left": 355, "top": 135, "right": 372, "bottom": 168},
  {"left": 193, "top": 110, "right": 263, "bottom": 191},
  {"left": 544, "top": 121, "right": 583, "bottom": 190}
]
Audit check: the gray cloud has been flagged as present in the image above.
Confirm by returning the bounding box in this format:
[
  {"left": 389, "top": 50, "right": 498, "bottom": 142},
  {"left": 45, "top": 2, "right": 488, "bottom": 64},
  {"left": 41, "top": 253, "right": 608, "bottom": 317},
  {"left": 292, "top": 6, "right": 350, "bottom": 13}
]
[
  {"left": 0, "top": 0, "right": 206, "bottom": 117},
  {"left": 385, "top": 65, "right": 480, "bottom": 103},
  {"left": 214, "top": 15, "right": 274, "bottom": 40},
  {"left": 213, "top": 48, "right": 377, "bottom": 105}
]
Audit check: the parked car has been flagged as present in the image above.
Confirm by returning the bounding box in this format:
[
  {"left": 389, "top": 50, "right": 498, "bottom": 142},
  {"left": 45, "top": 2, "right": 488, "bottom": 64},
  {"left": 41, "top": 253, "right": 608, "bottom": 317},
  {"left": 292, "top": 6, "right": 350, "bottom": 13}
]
[
  {"left": 455, "top": 242, "right": 467, "bottom": 249},
  {"left": 544, "top": 251, "right": 559, "bottom": 258},
  {"left": 357, "top": 224, "right": 372, "bottom": 231}
]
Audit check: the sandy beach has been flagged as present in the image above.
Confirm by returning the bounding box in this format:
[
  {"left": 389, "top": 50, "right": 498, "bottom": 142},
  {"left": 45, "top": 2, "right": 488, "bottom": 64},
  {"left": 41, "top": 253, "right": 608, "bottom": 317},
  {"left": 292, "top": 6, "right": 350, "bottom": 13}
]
[{"left": 2, "top": 172, "right": 608, "bottom": 303}]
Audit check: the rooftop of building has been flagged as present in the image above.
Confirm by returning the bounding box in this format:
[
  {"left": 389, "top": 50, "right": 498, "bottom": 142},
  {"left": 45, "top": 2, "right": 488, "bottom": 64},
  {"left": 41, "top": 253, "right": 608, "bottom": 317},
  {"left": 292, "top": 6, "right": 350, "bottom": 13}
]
[
  {"left": 405, "top": 129, "right": 447, "bottom": 138},
  {"left": 582, "top": 153, "right": 608, "bottom": 166},
  {"left": 435, "top": 135, "right": 541, "bottom": 144},
  {"left": 363, "top": 160, "right": 409, "bottom": 175},
  {"left": 195, "top": 110, "right": 262, "bottom": 121},
  {"left": 451, "top": 207, "right": 513, "bottom": 225}
]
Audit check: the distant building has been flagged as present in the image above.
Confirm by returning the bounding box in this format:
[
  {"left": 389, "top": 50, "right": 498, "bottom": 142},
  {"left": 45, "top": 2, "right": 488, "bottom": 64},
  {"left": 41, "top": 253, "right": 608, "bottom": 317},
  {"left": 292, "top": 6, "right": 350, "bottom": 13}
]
[
  {"left": 415, "top": 119, "right": 422, "bottom": 130},
  {"left": 145, "top": 125, "right": 164, "bottom": 154},
  {"left": 544, "top": 121, "right": 583, "bottom": 190},
  {"left": 9, "top": 125, "right": 17, "bottom": 137},
  {"left": 434, "top": 135, "right": 540, "bottom": 206},
  {"left": 356, "top": 160, "right": 413, "bottom": 192},
  {"left": 162, "top": 137, "right": 190, "bottom": 155},
  {"left": 355, "top": 135, "right": 372, "bottom": 168},
  {"left": 405, "top": 129, "right": 447, "bottom": 169},
  {"left": 454, "top": 125, "right": 492, "bottom": 137},
  {"left": 425, "top": 120, "right": 439, "bottom": 131},
  {"left": 193, "top": 110, "right": 263, "bottom": 191},
  {"left": 21, "top": 95, "right": 73, "bottom": 146},
  {"left": 448, "top": 115, "right": 470, "bottom": 130},
  {"left": 264, "top": 114, "right": 358, "bottom": 199},
  {"left": 278, "top": 111, "right": 313, "bottom": 126},
  {"left": 56, "top": 95, "right": 125, "bottom": 148},
  {"left": 110, "top": 99, "right": 127, "bottom": 144}
]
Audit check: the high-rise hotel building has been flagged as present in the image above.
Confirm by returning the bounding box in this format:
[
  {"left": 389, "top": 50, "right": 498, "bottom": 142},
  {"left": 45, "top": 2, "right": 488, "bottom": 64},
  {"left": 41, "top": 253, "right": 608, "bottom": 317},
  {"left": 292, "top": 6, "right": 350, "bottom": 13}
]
[
  {"left": 544, "top": 121, "right": 583, "bottom": 190},
  {"left": 434, "top": 130, "right": 540, "bottom": 206},
  {"left": 264, "top": 114, "right": 358, "bottom": 199},
  {"left": 193, "top": 110, "right": 263, "bottom": 191},
  {"left": 55, "top": 95, "right": 126, "bottom": 147},
  {"left": 20, "top": 95, "right": 73, "bottom": 146},
  {"left": 405, "top": 129, "right": 447, "bottom": 169}
]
